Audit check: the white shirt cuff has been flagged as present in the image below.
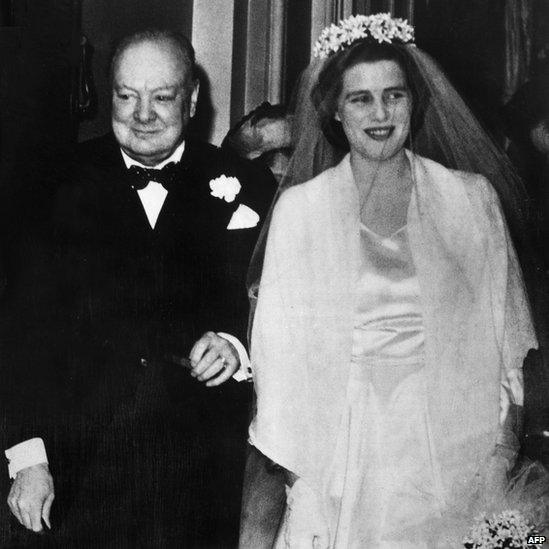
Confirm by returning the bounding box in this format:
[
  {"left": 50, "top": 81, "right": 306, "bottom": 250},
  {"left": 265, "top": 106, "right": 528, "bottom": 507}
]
[
  {"left": 5, "top": 438, "right": 48, "bottom": 479},
  {"left": 217, "top": 332, "right": 252, "bottom": 382}
]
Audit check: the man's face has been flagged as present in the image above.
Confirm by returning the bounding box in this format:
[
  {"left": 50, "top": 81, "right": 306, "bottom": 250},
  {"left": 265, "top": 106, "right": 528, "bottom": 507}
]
[{"left": 112, "top": 40, "right": 198, "bottom": 166}]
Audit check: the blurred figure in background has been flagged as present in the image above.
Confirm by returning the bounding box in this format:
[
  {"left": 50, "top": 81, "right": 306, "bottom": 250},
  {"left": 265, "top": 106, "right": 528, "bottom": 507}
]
[
  {"left": 503, "top": 68, "right": 549, "bottom": 478},
  {"left": 504, "top": 70, "right": 549, "bottom": 261},
  {"left": 222, "top": 102, "right": 292, "bottom": 184}
]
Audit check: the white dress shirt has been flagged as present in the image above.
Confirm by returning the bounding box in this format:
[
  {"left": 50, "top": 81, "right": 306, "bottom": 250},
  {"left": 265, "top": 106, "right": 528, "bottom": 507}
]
[
  {"left": 120, "top": 143, "right": 179, "bottom": 229},
  {"left": 5, "top": 142, "right": 252, "bottom": 478}
]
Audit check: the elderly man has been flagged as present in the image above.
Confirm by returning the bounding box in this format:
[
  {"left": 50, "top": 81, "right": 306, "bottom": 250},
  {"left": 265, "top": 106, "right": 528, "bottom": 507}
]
[{"left": 2, "top": 29, "right": 275, "bottom": 547}]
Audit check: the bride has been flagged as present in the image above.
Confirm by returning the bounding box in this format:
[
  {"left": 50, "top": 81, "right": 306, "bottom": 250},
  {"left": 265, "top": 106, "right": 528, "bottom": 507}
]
[{"left": 247, "top": 13, "right": 542, "bottom": 548}]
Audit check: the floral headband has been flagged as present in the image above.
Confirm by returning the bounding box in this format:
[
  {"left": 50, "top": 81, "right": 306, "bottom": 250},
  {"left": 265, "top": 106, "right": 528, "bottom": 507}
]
[{"left": 313, "top": 13, "right": 415, "bottom": 59}]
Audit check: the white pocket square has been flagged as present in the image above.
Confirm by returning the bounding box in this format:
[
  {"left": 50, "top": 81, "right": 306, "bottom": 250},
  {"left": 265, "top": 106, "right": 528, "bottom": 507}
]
[{"left": 227, "top": 204, "right": 260, "bottom": 230}]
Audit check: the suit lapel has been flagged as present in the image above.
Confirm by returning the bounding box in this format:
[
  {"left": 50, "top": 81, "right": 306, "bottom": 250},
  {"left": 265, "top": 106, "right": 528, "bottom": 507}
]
[
  {"left": 91, "top": 134, "right": 155, "bottom": 240},
  {"left": 153, "top": 140, "right": 235, "bottom": 238},
  {"left": 153, "top": 154, "right": 196, "bottom": 236}
]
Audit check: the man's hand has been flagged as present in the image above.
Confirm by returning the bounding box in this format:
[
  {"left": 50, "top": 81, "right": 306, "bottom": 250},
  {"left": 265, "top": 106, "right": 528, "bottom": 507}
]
[
  {"left": 7, "top": 462, "right": 54, "bottom": 532},
  {"left": 189, "top": 332, "right": 240, "bottom": 387}
]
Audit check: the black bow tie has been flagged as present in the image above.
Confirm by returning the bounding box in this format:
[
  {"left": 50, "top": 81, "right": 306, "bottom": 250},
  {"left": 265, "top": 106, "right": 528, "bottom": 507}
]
[{"left": 128, "top": 162, "right": 180, "bottom": 192}]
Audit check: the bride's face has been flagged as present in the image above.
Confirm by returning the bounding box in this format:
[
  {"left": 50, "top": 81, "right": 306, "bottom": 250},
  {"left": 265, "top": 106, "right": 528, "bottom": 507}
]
[{"left": 335, "top": 60, "right": 412, "bottom": 162}]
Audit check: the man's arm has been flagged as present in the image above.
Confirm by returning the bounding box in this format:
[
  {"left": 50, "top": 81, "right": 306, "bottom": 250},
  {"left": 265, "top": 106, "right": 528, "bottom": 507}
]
[
  {"left": 187, "top": 153, "right": 276, "bottom": 387},
  {"left": 0, "top": 210, "right": 67, "bottom": 532}
]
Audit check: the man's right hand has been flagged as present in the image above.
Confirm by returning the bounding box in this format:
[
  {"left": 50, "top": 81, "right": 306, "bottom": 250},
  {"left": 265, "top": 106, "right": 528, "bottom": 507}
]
[{"left": 7, "top": 463, "right": 54, "bottom": 532}]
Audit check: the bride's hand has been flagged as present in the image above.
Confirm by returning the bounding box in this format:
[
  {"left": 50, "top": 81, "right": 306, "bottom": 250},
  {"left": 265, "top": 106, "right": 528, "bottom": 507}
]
[
  {"left": 480, "top": 453, "right": 510, "bottom": 506},
  {"left": 282, "top": 479, "right": 330, "bottom": 549}
]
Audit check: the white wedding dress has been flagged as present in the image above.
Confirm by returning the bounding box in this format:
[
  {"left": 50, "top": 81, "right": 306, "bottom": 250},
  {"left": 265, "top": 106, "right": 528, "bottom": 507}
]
[{"left": 325, "top": 223, "right": 443, "bottom": 548}]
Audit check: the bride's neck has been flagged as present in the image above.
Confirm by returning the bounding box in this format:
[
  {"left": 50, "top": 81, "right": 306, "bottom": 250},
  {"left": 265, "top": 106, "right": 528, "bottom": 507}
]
[{"left": 350, "top": 148, "right": 410, "bottom": 194}]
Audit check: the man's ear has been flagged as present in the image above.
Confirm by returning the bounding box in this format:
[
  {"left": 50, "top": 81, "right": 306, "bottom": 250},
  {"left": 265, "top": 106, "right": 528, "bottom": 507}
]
[{"left": 189, "top": 81, "right": 200, "bottom": 118}]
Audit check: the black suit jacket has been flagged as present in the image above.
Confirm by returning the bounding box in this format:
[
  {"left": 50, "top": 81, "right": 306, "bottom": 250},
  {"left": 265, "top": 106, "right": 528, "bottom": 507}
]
[{"left": 1, "top": 133, "right": 276, "bottom": 547}]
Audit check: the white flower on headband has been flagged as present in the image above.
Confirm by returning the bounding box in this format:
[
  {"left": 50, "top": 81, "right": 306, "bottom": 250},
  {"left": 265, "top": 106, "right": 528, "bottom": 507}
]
[
  {"left": 313, "top": 13, "right": 414, "bottom": 59},
  {"left": 209, "top": 175, "right": 241, "bottom": 203}
]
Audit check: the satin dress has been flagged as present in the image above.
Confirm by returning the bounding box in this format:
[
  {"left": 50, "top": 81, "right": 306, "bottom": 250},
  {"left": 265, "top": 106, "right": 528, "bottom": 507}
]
[{"left": 327, "top": 223, "right": 444, "bottom": 548}]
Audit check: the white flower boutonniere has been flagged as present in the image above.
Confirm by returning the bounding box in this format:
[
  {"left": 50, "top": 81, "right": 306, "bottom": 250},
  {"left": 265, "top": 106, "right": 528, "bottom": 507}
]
[{"left": 209, "top": 175, "right": 242, "bottom": 203}]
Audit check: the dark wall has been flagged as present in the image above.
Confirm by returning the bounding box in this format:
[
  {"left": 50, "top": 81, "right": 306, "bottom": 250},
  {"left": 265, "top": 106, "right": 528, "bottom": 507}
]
[
  {"left": 0, "top": 0, "right": 81, "bottom": 232},
  {"left": 0, "top": 0, "right": 80, "bottom": 166},
  {"left": 79, "top": 0, "right": 193, "bottom": 142},
  {"left": 414, "top": 0, "right": 506, "bottom": 135},
  {"left": 284, "top": 0, "right": 312, "bottom": 104}
]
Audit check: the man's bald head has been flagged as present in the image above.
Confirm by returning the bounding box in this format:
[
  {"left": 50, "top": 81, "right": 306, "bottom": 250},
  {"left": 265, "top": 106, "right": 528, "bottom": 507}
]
[{"left": 110, "top": 29, "right": 196, "bottom": 88}]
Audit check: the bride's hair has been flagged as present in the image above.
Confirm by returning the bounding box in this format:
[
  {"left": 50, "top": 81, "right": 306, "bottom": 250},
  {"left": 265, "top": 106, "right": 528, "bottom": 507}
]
[{"left": 311, "top": 41, "right": 429, "bottom": 151}]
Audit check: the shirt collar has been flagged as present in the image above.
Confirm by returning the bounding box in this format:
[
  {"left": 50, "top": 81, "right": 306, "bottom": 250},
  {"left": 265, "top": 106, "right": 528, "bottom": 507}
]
[{"left": 120, "top": 140, "right": 186, "bottom": 169}]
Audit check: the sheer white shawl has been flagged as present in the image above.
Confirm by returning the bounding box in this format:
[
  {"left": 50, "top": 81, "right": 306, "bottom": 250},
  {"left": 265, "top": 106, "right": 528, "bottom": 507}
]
[{"left": 249, "top": 151, "right": 536, "bottom": 508}]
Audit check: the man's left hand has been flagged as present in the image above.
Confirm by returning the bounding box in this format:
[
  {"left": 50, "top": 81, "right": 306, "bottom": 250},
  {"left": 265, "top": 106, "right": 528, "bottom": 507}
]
[{"left": 189, "top": 332, "right": 240, "bottom": 387}]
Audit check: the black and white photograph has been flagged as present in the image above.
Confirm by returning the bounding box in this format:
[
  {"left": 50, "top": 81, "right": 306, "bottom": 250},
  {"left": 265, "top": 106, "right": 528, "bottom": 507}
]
[{"left": 0, "top": 1, "right": 549, "bottom": 547}]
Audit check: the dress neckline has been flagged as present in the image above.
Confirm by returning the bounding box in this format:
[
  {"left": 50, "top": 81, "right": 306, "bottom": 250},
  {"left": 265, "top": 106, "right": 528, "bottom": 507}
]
[{"left": 360, "top": 222, "right": 407, "bottom": 240}]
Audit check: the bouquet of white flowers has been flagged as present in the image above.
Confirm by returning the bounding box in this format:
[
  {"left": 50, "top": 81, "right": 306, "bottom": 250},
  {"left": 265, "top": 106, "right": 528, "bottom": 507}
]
[{"left": 463, "top": 510, "right": 543, "bottom": 548}]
